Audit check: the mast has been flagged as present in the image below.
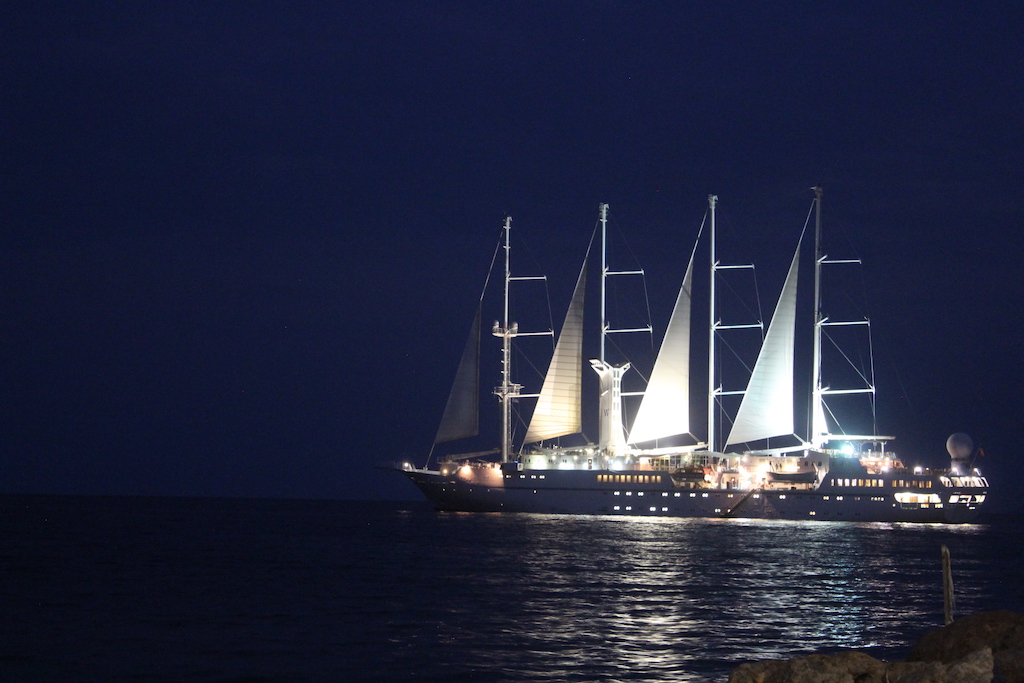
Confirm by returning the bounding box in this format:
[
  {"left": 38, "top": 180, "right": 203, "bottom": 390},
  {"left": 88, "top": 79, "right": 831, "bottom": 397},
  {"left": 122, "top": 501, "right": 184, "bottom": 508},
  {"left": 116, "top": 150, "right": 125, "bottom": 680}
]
[
  {"left": 592, "top": 202, "right": 648, "bottom": 455},
  {"left": 707, "top": 194, "right": 718, "bottom": 453},
  {"left": 493, "top": 216, "right": 521, "bottom": 462},
  {"left": 808, "top": 187, "right": 877, "bottom": 446},
  {"left": 811, "top": 187, "right": 824, "bottom": 446},
  {"left": 599, "top": 203, "right": 608, "bottom": 362}
]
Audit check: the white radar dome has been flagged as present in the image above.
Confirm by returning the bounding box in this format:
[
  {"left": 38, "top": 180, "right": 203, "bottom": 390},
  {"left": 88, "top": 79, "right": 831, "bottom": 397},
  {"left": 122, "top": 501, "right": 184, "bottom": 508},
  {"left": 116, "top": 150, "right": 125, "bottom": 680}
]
[{"left": 946, "top": 432, "right": 973, "bottom": 459}]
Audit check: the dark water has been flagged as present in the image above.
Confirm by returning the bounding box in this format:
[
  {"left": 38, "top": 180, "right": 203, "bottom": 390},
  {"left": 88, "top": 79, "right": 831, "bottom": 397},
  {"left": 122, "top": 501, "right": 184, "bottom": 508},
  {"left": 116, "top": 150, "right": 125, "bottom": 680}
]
[{"left": 2, "top": 496, "right": 1022, "bottom": 682}]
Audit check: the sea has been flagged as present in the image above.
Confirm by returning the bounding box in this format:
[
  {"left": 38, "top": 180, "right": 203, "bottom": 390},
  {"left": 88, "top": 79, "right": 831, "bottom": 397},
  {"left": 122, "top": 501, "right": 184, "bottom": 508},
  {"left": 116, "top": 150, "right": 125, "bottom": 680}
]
[{"left": 1, "top": 496, "right": 1022, "bottom": 682}]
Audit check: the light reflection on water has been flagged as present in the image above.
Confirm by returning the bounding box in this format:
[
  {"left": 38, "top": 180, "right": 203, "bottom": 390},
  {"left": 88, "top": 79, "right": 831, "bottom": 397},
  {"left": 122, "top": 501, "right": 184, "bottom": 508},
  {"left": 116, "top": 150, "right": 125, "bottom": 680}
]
[
  {"left": 389, "top": 511, "right": 1018, "bottom": 682},
  {"left": 2, "top": 498, "right": 1016, "bottom": 683}
]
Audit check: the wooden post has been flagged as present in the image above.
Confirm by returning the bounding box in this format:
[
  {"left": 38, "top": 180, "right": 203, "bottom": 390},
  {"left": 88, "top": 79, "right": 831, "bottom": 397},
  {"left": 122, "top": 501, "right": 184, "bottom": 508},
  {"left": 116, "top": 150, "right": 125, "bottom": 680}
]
[{"left": 942, "top": 544, "right": 956, "bottom": 625}]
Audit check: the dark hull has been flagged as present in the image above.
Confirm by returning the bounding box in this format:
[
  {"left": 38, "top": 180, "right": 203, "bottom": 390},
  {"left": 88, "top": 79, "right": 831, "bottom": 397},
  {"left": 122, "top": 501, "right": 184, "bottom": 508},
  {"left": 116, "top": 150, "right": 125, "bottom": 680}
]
[{"left": 401, "top": 468, "right": 985, "bottom": 524}]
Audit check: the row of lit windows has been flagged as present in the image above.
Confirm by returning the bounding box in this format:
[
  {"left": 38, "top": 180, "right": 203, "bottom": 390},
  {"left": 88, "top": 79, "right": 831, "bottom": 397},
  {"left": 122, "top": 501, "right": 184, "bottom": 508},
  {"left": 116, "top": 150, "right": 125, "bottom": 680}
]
[
  {"left": 598, "top": 474, "right": 661, "bottom": 484},
  {"left": 831, "top": 478, "right": 933, "bottom": 489},
  {"left": 831, "top": 478, "right": 885, "bottom": 487},
  {"left": 941, "top": 476, "right": 988, "bottom": 488}
]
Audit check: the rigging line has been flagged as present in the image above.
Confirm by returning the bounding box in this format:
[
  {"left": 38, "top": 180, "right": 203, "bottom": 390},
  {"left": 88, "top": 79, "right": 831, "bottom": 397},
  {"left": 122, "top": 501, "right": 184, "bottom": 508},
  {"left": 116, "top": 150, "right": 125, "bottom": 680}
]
[
  {"left": 802, "top": 198, "right": 815, "bottom": 234},
  {"left": 544, "top": 275, "right": 555, "bottom": 354},
  {"left": 718, "top": 269, "right": 762, "bottom": 322},
  {"left": 606, "top": 210, "right": 654, "bottom": 333},
  {"left": 868, "top": 318, "right": 879, "bottom": 433},
  {"left": 642, "top": 271, "right": 654, "bottom": 355},
  {"left": 513, "top": 343, "right": 546, "bottom": 384},
  {"left": 713, "top": 393, "right": 737, "bottom": 427},
  {"left": 752, "top": 267, "right": 764, "bottom": 341},
  {"left": 822, "top": 399, "right": 844, "bottom": 436},
  {"left": 480, "top": 226, "right": 505, "bottom": 303},
  {"left": 603, "top": 333, "right": 650, "bottom": 384},
  {"left": 607, "top": 209, "right": 648, "bottom": 275},
  {"left": 824, "top": 331, "right": 872, "bottom": 386},
  {"left": 716, "top": 327, "right": 756, "bottom": 376},
  {"left": 889, "top": 357, "right": 914, "bottom": 413},
  {"left": 514, "top": 227, "right": 556, "bottom": 337}
]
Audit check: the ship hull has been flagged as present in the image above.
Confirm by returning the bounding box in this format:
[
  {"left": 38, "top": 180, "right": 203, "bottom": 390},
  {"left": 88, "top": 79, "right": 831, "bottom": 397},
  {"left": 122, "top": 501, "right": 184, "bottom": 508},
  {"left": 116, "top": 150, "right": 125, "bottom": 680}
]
[{"left": 400, "top": 467, "right": 985, "bottom": 524}]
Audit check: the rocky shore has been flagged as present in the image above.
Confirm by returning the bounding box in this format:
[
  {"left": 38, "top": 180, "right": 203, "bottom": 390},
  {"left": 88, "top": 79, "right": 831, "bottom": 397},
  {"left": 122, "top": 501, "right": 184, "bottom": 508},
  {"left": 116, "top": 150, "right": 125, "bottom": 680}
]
[{"left": 728, "top": 611, "right": 1024, "bottom": 683}]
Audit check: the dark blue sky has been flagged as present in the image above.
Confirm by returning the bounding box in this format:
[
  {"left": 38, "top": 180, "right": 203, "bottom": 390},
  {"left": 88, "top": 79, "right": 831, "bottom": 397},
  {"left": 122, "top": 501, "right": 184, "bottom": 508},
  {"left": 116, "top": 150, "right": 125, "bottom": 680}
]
[{"left": 2, "top": 2, "right": 1021, "bottom": 509}]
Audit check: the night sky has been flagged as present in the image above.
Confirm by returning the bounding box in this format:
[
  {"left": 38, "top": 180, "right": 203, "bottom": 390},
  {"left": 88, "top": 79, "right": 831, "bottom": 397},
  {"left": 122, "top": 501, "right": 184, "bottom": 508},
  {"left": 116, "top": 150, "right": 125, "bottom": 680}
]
[{"left": 2, "top": 3, "right": 1021, "bottom": 510}]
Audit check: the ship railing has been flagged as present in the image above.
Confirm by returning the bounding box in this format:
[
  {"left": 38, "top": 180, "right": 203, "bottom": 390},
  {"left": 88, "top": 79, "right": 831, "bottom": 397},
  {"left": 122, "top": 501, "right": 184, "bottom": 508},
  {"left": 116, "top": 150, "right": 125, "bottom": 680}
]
[{"left": 438, "top": 448, "right": 501, "bottom": 464}]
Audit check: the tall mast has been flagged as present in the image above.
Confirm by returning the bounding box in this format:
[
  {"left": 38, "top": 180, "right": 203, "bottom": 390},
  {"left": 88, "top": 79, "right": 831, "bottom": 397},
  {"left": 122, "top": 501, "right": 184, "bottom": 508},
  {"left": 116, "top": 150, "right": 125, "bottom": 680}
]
[
  {"left": 599, "top": 202, "right": 608, "bottom": 362},
  {"left": 811, "top": 187, "right": 824, "bottom": 446},
  {"left": 592, "top": 202, "right": 648, "bottom": 454},
  {"left": 707, "top": 194, "right": 718, "bottom": 453},
  {"left": 494, "top": 216, "right": 521, "bottom": 463}
]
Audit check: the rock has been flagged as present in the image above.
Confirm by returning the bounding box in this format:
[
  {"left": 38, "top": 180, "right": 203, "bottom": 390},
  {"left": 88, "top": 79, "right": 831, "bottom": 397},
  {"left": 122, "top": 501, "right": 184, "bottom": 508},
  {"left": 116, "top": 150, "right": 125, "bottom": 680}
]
[
  {"left": 728, "top": 646, "right": 994, "bottom": 683},
  {"left": 946, "top": 648, "right": 995, "bottom": 683},
  {"left": 909, "top": 611, "right": 1024, "bottom": 682},
  {"left": 728, "top": 650, "right": 885, "bottom": 683},
  {"left": 729, "top": 612, "right": 1024, "bottom": 683},
  {"left": 994, "top": 649, "right": 1024, "bottom": 683}
]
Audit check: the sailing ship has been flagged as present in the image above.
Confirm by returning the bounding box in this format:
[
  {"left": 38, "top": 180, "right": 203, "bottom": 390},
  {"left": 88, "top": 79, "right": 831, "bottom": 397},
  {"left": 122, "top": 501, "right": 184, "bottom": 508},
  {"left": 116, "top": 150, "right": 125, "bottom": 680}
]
[{"left": 395, "top": 190, "right": 988, "bottom": 523}]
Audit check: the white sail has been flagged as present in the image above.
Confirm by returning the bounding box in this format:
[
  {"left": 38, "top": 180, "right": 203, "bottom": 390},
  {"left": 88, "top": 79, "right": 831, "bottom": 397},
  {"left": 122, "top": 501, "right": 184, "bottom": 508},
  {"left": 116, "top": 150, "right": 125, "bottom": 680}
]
[
  {"left": 726, "top": 238, "right": 801, "bottom": 446},
  {"left": 627, "top": 252, "right": 694, "bottom": 444},
  {"left": 434, "top": 306, "right": 480, "bottom": 443},
  {"left": 524, "top": 261, "right": 587, "bottom": 443}
]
